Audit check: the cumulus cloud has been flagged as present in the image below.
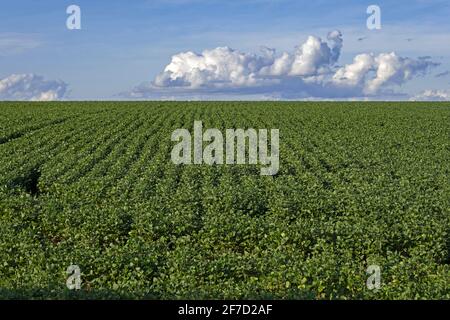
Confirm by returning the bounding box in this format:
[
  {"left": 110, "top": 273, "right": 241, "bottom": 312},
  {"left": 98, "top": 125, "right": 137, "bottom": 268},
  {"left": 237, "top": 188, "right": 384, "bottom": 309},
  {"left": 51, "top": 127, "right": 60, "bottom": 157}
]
[
  {"left": 127, "top": 31, "right": 439, "bottom": 99},
  {"left": 152, "top": 31, "right": 343, "bottom": 90},
  {"left": 0, "top": 74, "right": 68, "bottom": 101},
  {"left": 410, "top": 89, "right": 450, "bottom": 101},
  {"left": 260, "top": 30, "right": 343, "bottom": 77},
  {"left": 333, "top": 52, "right": 438, "bottom": 94}
]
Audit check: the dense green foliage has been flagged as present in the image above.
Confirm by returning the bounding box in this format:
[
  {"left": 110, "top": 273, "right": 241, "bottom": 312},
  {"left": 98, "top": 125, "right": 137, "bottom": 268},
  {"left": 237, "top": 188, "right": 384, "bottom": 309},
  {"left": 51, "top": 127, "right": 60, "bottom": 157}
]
[{"left": 0, "top": 101, "right": 449, "bottom": 299}]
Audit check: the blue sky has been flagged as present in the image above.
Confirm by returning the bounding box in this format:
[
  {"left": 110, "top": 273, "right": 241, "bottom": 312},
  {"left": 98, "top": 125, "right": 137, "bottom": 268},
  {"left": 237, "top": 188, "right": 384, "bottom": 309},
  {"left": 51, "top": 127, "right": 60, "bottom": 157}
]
[{"left": 1, "top": 0, "right": 450, "bottom": 100}]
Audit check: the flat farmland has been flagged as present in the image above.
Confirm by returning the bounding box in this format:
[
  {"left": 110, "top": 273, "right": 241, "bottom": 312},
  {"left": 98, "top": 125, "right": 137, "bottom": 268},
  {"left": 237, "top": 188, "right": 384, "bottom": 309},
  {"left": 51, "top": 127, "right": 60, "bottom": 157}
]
[{"left": 0, "top": 102, "right": 449, "bottom": 299}]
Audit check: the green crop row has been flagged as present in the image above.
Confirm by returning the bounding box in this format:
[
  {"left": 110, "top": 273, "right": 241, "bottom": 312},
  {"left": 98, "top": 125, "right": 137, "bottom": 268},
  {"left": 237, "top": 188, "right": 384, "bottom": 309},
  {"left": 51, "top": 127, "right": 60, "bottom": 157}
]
[{"left": 0, "top": 101, "right": 449, "bottom": 299}]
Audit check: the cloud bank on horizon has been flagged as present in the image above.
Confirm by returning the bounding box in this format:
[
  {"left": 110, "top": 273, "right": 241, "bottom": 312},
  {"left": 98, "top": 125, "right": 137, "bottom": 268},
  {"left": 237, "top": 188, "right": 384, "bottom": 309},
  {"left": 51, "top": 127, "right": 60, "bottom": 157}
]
[
  {"left": 0, "top": 32, "right": 447, "bottom": 101},
  {"left": 126, "top": 31, "right": 444, "bottom": 100},
  {"left": 0, "top": 74, "right": 68, "bottom": 101},
  {"left": 411, "top": 89, "right": 450, "bottom": 101}
]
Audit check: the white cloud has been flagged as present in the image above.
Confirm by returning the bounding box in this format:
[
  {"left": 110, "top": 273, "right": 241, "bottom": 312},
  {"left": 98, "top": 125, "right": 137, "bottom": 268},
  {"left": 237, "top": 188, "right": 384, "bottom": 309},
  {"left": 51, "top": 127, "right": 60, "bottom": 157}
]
[
  {"left": 332, "top": 53, "right": 438, "bottom": 95},
  {"left": 366, "top": 53, "right": 438, "bottom": 94},
  {"left": 332, "top": 53, "right": 375, "bottom": 88},
  {"left": 127, "top": 31, "right": 439, "bottom": 99},
  {"left": 410, "top": 89, "right": 450, "bottom": 101},
  {"left": 0, "top": 74, "right": 68, "bottom": 101},
  {"left": 260, "top": 31, "right": 343, "bottom": 77},
  {"left": 154, "top": 46, "right": 276, "bottom": 88}
]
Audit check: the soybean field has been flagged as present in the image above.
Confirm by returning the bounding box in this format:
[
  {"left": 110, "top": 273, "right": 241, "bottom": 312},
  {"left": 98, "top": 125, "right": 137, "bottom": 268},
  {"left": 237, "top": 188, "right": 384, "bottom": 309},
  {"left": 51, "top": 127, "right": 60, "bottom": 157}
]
[{"left": 0, "top": 102, "right": 449, "bottom": 299}]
